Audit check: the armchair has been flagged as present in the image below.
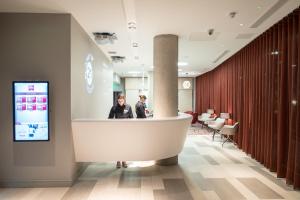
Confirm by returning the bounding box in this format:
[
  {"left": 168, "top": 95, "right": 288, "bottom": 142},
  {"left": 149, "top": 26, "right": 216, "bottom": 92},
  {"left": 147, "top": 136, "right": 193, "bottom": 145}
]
[
  {"left": 219, "top": 122, "right": 239, "bottom": 147},
  {"left": 198, "top": 113, "right": 216, "bottom": 128},
  {"left": 207, "top": 118, "right": 225, "bottom": 140}
]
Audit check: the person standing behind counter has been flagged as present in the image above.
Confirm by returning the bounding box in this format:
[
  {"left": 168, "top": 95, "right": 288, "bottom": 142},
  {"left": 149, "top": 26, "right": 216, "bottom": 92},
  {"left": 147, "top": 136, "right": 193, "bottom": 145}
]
[
  {"left": 108, "top": 94, "right": 133, "bottom": 168},
  {"left": 135, "top": 95, "right": 147, "bottom": 118}
]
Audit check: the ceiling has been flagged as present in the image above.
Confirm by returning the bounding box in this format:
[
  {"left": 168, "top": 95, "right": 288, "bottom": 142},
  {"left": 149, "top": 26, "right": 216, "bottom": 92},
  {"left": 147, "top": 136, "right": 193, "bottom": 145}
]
[{"left": 0, "top": 0, "right": 299, "bottom": 77}]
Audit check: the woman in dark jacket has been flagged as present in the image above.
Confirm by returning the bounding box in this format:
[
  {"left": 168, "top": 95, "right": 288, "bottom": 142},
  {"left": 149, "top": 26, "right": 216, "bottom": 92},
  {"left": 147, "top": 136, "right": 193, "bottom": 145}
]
[{"left": 108, "top": 94, "right": 133, "bottom": 168}]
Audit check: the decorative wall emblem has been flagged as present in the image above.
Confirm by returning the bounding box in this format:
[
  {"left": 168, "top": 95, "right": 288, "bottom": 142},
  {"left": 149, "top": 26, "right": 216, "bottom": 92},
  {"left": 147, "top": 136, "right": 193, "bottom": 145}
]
[
  {"left": 85, "top": 54, "right": 94, "bottom": 94},
  {"left": 182, "top": 80, "right": 191, "bottom": 89}
]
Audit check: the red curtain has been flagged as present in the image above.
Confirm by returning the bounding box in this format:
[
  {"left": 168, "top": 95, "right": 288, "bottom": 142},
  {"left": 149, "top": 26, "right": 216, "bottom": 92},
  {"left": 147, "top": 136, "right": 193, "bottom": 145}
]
[{"left": 196, "top": 8, "right": 300, "bottom": 189}]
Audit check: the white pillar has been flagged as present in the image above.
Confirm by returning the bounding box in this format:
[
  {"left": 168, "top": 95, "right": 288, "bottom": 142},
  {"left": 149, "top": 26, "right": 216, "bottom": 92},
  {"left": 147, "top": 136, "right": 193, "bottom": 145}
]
[
  {"left": 153, "top": 34, "right": 178, "bottom": 118},
  {"left": 153, "top": 34, "right": 178, "bottom": 165}
]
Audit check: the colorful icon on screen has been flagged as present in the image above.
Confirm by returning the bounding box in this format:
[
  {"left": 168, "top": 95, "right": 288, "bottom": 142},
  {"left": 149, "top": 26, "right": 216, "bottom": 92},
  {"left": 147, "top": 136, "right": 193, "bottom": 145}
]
[
  {"left": 37, "top": 97, "right": 47, "bottom": 103},
  {"left": 27, "top": 104, "right": 36, "bottom": 111},
  {"left": 28, "top": 85, "right": 34, "bottom": 91},
  {"left": 27, "top": 96, "right": 36, "bottom": 103},
  {"left": 37, "top": 104, "right": 47, "bottom": 111},
  {"left": 16, "top": 104, "right": 26, "bottom": 111},
  {"left": 16, "top": 97, "right": 26, "bottom": 103}
]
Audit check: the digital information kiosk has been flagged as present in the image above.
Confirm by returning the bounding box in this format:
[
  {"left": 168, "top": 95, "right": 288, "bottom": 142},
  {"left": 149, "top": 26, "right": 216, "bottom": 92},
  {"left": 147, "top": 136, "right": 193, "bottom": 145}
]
[{"left": 13, "top": 81, "right": 49, "bottom": 141}]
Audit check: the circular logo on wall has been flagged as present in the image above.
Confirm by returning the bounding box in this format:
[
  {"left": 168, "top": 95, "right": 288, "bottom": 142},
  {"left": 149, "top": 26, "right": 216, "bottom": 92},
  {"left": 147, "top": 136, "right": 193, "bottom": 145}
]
[
  {"left": 85, "top": 54, "right": 94, "bottom": 94},
  {"left": 182, "top": 80, "right": 191, "bottom": 89}
]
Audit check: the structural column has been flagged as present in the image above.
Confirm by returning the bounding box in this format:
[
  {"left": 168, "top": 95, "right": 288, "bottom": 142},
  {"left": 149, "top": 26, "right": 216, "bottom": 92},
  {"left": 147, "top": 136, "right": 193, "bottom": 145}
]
[{"left": 153, "top": 34, "right": 178, "bottom": 165}]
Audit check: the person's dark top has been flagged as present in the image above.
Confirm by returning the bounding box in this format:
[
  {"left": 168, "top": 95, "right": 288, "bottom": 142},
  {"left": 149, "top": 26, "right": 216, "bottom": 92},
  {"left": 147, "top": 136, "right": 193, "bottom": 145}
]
[
  {"left": 135, "top": 101, "right": 147, "bottom": 118},
  {"left": 108, "top": 103, "right": 133, "bottom": 119}
]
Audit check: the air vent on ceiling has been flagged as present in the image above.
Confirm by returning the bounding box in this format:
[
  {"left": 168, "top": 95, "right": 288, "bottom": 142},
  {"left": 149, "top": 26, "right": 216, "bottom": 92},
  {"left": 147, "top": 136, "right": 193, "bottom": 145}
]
[
  {"left": 111, "top": 56, "right": 125, "bottom": 63},
  {"left": 250, "top": 0, "right": 288, "bottom": 28},
  {"left": 93, "top": 32, "right": 117, "bottom": 45},
  {"left": 235, "top": 33, "right": 255, "bottom": 39},
  {"left": 189, "top": 32, "right": 220, "bottom": 41},
  {"left": 108, "top": 51, "right": 117, "bottom": 54},
  {"left": 213, "top": 50, "right": 230, "bottom": 63},
  {"left": 229, "top": 11, "right": 238, "bottom": 19}
]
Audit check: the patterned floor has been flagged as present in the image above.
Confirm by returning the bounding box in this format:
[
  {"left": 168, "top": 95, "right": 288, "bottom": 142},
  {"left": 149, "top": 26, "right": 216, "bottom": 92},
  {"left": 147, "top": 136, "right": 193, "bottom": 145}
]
[{"left": 1, "top": 131, "right": 300, "bottom": 200}]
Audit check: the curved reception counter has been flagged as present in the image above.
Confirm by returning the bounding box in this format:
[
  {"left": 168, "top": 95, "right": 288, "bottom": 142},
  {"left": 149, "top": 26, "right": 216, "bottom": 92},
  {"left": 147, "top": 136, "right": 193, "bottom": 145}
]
[{"left": 72, "top": 113, "right": 192, "bottom": 162}]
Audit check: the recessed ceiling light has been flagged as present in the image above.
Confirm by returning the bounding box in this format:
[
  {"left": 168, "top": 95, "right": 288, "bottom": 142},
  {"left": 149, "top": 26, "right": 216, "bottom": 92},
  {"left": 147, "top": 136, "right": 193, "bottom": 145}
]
[
  {"left": 128, "top": 21, "right": 137, "bottom": 30},
  {"left": 178, "top": 69, "right": 183, "bottom": 72},
  {"left": 240, "top": 23, "right": 244, "bottom": 26},
  {"left": 132, "top": 43, "right": 138, "bottom": 47},
  {"left": 257, "top": 6, "right": 262, "bottom": 9},
  {"left": 178, "top": 62, "right": 188, "bottom": 66},
  {"left": 128, "top": 71, "right": 141, "bottom": 74}
]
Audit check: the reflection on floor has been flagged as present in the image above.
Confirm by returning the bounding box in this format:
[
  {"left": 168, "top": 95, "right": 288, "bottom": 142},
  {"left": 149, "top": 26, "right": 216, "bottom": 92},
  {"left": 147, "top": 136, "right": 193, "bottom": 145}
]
[{"left": 1, "top": 133, "right": 300, "bottom": 200}]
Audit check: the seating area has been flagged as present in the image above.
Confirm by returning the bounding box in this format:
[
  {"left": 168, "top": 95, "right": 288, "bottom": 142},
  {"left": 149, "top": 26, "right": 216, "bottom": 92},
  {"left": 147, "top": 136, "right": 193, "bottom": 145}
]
[{"left": 185, "top": 109, "right": 239, "bottom": 147}]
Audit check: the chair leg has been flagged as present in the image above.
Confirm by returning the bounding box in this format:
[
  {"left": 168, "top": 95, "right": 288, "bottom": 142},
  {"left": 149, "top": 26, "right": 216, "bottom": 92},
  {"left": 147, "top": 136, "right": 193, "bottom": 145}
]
[
  {"left": 212, "top": 130, "right": 215, "bottom": 141},
  {"left": 222, "top": 137, "right": 230, "bottom": 147}
]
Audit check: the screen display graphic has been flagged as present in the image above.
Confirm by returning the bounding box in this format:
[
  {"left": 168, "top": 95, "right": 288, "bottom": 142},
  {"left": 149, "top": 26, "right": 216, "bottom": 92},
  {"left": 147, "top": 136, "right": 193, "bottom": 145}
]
[{"left": 13, "top": 81, "right": 49, "bottom": 141}]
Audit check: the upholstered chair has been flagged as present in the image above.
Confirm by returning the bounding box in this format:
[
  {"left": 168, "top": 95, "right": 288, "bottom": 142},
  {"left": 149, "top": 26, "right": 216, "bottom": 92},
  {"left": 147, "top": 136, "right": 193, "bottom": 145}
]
[
  {"left": 219, "top": 122, "right": 239, "bottom": 147},
  {"left": 207, "top": 118, "right": 225, "bottom": 140}
]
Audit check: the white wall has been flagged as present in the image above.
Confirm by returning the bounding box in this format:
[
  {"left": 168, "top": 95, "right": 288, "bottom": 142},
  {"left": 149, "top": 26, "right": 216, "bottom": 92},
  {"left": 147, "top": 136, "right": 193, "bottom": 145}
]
[
  {"left": 0, "top": 13, "right": 76, "bottom": 187},
  {"left": 178, "top": 78, "right": 194, "bottom": 112},
  {"left": 124, "top": 77, "right": 194, "bottom": 113},
  {"left": 0, "top": 13, "right": 114, "bottom": 187},
  {"left": 71, "top": 17, "right": 113, "bottom": 119},
  {"left": 125, "top": 77, "right": 148, "bottom": 115}
]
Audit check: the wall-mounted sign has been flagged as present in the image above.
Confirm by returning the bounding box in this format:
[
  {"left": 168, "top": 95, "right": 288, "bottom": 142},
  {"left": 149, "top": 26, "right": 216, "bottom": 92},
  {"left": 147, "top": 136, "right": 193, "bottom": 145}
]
[
  {"left": 13, "top": 81, "right": 49, "bottom": 141},
  {"left": 85, "top": 54, "right": 94, "bottom": 94},
  {"left": 182, "top": 80, "right": 191, "bottom": 89}
]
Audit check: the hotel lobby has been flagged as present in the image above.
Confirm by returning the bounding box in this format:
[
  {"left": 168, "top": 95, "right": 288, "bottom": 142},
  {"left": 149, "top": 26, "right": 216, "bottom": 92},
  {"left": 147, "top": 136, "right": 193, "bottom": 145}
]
[{"left": 0, "top": 0, "right": 300, "bottom": 199}]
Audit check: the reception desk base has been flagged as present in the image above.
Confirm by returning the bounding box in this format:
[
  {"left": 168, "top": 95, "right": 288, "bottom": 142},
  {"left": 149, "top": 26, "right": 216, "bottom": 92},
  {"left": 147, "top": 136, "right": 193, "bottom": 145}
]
[
  {"left": 156, "top": 155, "right": 178, "bottom": 166},
  {"left": 72, "top": 113, "right": 192, "bottom": 163}
]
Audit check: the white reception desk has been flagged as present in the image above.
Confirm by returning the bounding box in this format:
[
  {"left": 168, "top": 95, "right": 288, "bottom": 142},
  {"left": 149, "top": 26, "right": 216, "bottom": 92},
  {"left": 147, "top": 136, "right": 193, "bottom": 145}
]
[{"left": 72, "top": 113, "right": 192, "bottom": 162}]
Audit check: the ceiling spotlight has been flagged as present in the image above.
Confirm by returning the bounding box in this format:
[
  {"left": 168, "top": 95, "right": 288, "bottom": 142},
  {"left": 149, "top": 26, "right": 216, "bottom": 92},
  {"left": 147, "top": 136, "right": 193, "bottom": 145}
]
[
  {"left": 132, "top": 42, "right": 138, "bottom": 47},
  {"left": 240, "top": 23, "right": 244, "bottom": 26},
  {"left": 111, "top": 56, "right": 125, "bottom": 63},
  {"left": 128, "top": 21, "right": 137, "bottom": 30},
  {"left": 93, "top": 32, "right": 117, "bottom": 45},
  {"left": 178, "top": 62, "right": 188, "bottom": 66},
  {"left": 208, "top": 29, "right": 214, "bottom": 36},
  {"left": 128, "top": 71, "right": 141, "bottom": 74},
  {"left": 229, "top": 11, "right": 237, "bottom": 18},
  {"left": 108, "top": 51, "right": 117, "bottom": 54}
]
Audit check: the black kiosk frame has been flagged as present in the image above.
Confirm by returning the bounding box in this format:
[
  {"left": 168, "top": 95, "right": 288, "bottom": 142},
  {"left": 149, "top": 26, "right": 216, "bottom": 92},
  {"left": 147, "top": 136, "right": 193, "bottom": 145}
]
[{"left": 12, "top": 81, "right": 50, "bottom": 142}]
